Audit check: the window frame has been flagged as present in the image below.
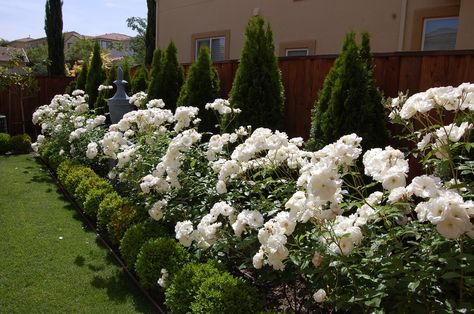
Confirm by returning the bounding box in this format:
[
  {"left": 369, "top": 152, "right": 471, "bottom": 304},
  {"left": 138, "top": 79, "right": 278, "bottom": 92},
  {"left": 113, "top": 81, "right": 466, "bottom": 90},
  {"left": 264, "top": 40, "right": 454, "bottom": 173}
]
[
  {"left": 421, "top": 16, "right": 459, "bottom": 51},
  {"left": 279, "top": 40, "right": 316, "bottom": 57},
  {"left": 195, "top": 36, "right": 226, "bottom": 62},
  {"left": 191, "top": 30, "right": 230, "bottom": 62},
  {"left": 411, "top": 5, "right": 460, "bottom": 51},
  {"left": 285, "top": 48, "right": 310, "bottom": 57}
]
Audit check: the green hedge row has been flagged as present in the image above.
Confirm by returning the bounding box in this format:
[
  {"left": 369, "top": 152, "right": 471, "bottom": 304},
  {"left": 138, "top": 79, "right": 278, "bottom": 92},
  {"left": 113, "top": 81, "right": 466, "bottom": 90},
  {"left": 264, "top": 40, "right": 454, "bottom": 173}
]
[
  {"left": 48, "top": 156, "right": 263, "bottom": 313},
  {"left": 0, "top": 133, "right": 31, "bottom": 155}
]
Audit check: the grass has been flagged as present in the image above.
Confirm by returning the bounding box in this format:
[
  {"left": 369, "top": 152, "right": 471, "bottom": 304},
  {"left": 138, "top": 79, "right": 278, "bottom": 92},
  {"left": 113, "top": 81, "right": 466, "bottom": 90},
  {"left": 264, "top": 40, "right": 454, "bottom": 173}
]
[{"left": 0, "top": 154, "right": 157, "bottom": 313}]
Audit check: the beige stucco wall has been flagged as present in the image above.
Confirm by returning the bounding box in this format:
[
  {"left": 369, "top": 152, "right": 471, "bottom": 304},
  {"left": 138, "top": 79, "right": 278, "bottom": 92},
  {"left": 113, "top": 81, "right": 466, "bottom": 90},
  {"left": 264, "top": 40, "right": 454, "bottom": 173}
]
[
  {"left": 456, "top": 0, "right": 474, "bottom": 49},
  {"left": 157, "top": 0, "right": 473, "bottom": 63}
]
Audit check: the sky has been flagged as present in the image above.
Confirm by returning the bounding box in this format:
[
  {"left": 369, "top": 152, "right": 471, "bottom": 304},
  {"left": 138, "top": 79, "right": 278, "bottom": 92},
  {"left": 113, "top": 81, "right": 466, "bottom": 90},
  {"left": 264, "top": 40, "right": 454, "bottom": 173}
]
[{"left": 0, "top": 0, "right": 148, "bottom": 41}]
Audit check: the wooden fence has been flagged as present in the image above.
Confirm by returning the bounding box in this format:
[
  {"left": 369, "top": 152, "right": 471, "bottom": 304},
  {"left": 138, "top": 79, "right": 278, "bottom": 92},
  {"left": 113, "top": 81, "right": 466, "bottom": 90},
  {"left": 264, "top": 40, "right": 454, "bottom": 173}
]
[
  {"left": 1, "top": 51, "right": 473, "bottom": 140},
  {"left": 0, "top": 76, "right": 74, "bottom": 138},
  {"left": 186, "top": 50, "right": 474, "bottom": 139}
]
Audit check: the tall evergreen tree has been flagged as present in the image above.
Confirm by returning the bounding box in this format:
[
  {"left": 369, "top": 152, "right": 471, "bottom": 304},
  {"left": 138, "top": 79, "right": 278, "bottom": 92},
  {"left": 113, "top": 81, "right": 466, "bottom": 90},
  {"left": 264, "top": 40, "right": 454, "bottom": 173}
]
[
  {"left": 147, "top": 48, "right": 163, "bottom": 100},
  {"left": 75, "top": 61, "right": 88, "bottom": 91},
  {"left": 85, "top": 42, "right": 104, "bottom": 107},
  {"left": 94, "top": 64, "right": 117, "bottom": 113},
  {"left": 121, "top": 58, "right": 132, "bottom": 95},
  {"left": 131, "top": 65, "right": 149, "bottom": 94},
  {"left": 307, "top": 31, "right": 389, "bottom": 151},
  {"left": 228, "top": 15, "right": 284, "bottom": 130},
  {"left": 177, "top": 46, "right": 220, "bottom": 132},
  {"left": 44, "top": 0, "right": 65, "bottom": 75},
  {"left": 145, "top": 0, "right": 156, "bottom": 66},
  {"left": 157, "top": 41, "right": 184, "bottom": 111}
]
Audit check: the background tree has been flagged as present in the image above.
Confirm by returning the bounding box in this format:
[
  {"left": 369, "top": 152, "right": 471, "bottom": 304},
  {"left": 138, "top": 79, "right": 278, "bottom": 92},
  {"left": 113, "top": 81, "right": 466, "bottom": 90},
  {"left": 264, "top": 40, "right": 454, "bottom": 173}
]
[
  {"left": 145, "top": 0, "right": 156, "bottom": 66},
  {"left": 228, "top": 15, "right": 284, "bottom": 130},
  {"left": 75, "top": 61, "right": 88, "bottom": 90},
  {"left": 146, "top": 48, "right": 163, "bottom": 100},
  {"left": 65, "top": 37, "right": 95, "bottom": 62},
  {"left": 94, "top": 64, "right": 117, "bottom": 113},
  {"left": 85, "top": 42, "right": 105, "bottom": 107},
  {"left": 177, "top": 46, "right": 220, "bottom": 132},
  {"left": 307, "top": 31, "right": 389, "bottom": 151},
  {"left": 131, "top": 65, "right": 149, "bottom": 94},
  {"left": 126, "top": 16, "right": 146, "bottom": 65},
  {"left": 26, "top": 46, "right": 49, "bottom": 76},
  {"left": 120, "top": 58, "right": 132, "bottom": 95},
  {"left": 0, "top": 39, "right": 9, "bottom": 47},
  {"left": 44, "top": 0, "right": 65, "bottom": 76},
  {"left": 156, "top": 41, "right": 184, "bottom": 111}
]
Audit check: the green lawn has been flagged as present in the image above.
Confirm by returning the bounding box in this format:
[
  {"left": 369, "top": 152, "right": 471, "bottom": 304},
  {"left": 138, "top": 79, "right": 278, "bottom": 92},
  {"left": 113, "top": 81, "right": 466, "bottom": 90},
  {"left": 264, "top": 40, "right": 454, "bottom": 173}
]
[{"left": 0, "top": 154, "right": 157, "bottom": 313}]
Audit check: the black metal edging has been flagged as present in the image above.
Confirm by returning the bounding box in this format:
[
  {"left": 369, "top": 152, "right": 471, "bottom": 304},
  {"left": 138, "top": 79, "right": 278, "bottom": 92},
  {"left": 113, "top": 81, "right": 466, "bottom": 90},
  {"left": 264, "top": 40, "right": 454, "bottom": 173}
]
[{"left": 36, "top": 156, "right": 166, "bottom": 314}]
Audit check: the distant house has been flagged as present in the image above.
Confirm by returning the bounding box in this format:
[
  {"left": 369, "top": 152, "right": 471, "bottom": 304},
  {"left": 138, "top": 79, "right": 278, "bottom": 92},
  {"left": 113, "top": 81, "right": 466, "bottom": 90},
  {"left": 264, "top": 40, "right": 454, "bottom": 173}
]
[
  {"left": 9, "top": 31, "right": 134, "bottom": 61},
  {"left": 0, "top": 47, "right": 29, "bottom": 67},
  {"left": 155, "top": 0, "right": 474, "bottom": 63}
]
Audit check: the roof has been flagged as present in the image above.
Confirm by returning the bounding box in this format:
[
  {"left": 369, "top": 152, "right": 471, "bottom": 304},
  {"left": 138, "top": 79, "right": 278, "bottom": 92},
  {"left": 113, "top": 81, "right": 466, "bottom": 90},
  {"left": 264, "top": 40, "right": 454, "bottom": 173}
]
[
  {"left": 0, "top": 47, "right": 29, "bottom": 63},
  {"left": 10, "top": 37, "right": 35, "bottom": 43},
  {"left": 94, "top": 33, "right": 132, "bottom": 41}
]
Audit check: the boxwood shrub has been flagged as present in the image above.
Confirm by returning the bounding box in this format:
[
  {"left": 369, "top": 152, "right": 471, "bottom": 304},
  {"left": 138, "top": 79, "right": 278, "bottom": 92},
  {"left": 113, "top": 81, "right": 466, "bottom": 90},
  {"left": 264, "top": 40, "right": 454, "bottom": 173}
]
[
  {"left": 63, "top": 166, "right": 96, "bottom": 195},
  {"left": 119, "top": 219, "right": 169, "bottom": 268},
  {"left": 165, "top": 262, "right": 222, "bottom": 314},
  {"left": 0, "top": 133, "right": 11, "bottom": 154},
  {"left": 56, "top": 159, "right": 81, "bottom": 184},
  {"left": 190, "top": 272, "right": 263, "bottom": 314},
  {"left": 106, "top": 204, "right": 147, "bottom": 245},
  {"left": 135, "top": 237, "right": 191, "bottom": 289},
  {"left": 83, "top": 187, "right": 113, "bottom": 220},
  {"left": 10, "top": 134, "right": 31, "bottom": 154},
  {"left": 97, "top": 191, "right": 124, "bottom": 231}
]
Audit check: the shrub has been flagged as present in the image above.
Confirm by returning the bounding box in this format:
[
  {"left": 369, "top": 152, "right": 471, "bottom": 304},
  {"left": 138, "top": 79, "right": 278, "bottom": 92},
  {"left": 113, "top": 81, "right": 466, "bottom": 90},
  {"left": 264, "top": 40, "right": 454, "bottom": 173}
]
[
  {"left": 85, "top": 42, "right": 105, "bottom": 107},
  {"left": 56, "top": 159, "right": 80, "bottom": 182},
  {"left": 0, "top": 133, "right": 11, "bottom": 154},
  {"left": 146, "top": 48, "right": 163, "bottom": 101},
  {"left": 63, "top": 166, "right": 96, "bottom": 195},
  {"left": 94, "top": 64, "right": 117, "bottom": 113},
  {"left": 83, "top": 187, "right": 112, "bottom": 219},
  {"left": 75, "top": 61, "right": 88, "bottom": 91},
  {"left": 47, "top": 153, "right": 67, "bottom": 171},
  {"left": 131, "top": 65, "right": 149, "bottom": 95},
  {"left": 307, "top": 31, "right": 388, "bottom": 150},
  {"left": 120, "top": 58, "right": 132, "bottom": 95},
  {"left": 73, "top": 173, "right": 103, "bottom": 204},
  {"left": 119, "top": 219, "right": 169, "bottom": 267},
  {"left": 135, "top": 237, "right": 191, "bottom": 289},
  {"left": 106, "top": 204, "right": 146, "bottom": 245},
  {"left": 165, "top": 262, "right": 222, "bottom": 314},
  {"left": 229, "top": 15, "right": 284, "bottom": 130},
  {"left": 177, "top": 46, "right": 220, "bottom": 133},
  {"left": 156, "top": 41, "right": 184, "bottom": 111},
  {"left": 97, "top": 191, "right": 124, "bottom": 231},
  {"left": 190, "top": 272, "right": 263, "bottom": 314},
  {"left": 10, "top": 134, "right": 31, "bottom": 154}
]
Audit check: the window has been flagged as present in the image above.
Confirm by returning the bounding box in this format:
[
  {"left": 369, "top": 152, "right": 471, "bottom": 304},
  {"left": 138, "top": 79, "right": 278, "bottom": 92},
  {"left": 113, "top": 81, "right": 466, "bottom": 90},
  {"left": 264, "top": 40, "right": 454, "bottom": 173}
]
[
  {"left": 422, "top": 17, "right": 459, "bottom": 51},
  {"left": 195, "top": 37, "right": 225, "bottom": 61},
  {"left": 279, "top": 40, "right": 316, "bottom": 57},
  {"left": 285, "top": 48, "right": 309, "bottom": 57},
  {"left": 191, "top": 30, "right": 230, "bottom": 62}
]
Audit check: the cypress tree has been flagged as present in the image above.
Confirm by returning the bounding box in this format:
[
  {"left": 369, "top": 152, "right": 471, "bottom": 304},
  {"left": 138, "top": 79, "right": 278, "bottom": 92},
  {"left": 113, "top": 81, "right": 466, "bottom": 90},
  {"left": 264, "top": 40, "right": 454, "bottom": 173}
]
[
  {"left": 121, "top": 59, "right": 132, "bottom": 95},
  {"left": 94, "top": 64, "right": 117, "bottom": 113},
  {"left": 147, "top": 48, "right": 163, "bottom": 100},
  {"left": 177, "top": 46, "right": 220, "bottom": 132},
  {"left": 307, "top": 31, "right": 389, "bottom": 151},
  {"left": 228, "top": 15, "right": 284, "bottom": 130},
  {"left": 44, "top": 0, "right": 65, "bottom": 75},
  {"left": 131, "top": 65, "right": 149, "bottom": 94},
  {"left": 75, "top": 61, "right": 88, "bottom": 91},
  {"left": 145, "top": 0, "right": 156, "bottom": 66},
  {"left": 157, "top": 41, "right": 184, "bottom": 111},
  {"left": 85, "top": 42, "right": 104, "bottom": 107}
]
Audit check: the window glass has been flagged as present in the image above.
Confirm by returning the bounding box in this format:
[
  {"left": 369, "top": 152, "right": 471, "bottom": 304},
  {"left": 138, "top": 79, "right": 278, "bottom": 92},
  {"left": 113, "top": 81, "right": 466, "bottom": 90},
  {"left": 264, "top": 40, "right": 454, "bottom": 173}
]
[
  {"left": 285, "top": 48, "right": 309, "bottom": 57},
  {"left": 195, "top": 37, "right": 225, "bottom": 62},
  {"left": 422, "top": 17, "right": 459, "bottom": 51}
]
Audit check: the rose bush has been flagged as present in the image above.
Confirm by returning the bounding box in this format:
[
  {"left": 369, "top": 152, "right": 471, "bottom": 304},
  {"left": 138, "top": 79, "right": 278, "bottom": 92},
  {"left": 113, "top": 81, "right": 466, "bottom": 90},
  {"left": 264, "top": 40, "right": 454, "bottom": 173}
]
[{"left": 32, "top": 83, "right": 474, "bottom": 313}]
